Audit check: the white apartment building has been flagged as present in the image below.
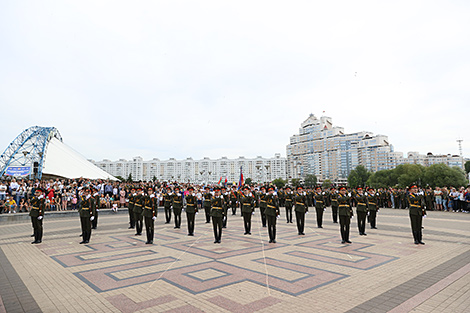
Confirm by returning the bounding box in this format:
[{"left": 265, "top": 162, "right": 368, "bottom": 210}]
[
  {"left": 287, "top": 114, "right": 464, "bottom": 182},
  {"left": 93, "top": 154, "right": 287, "bottom": 183}
]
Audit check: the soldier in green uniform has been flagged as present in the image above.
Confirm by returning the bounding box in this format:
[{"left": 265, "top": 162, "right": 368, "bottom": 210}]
[
  {"left": 330, "top": 187, "right": 339, "bottom": 223},
  {"left": 278, "top": 187, "right": 286, "bottom": 210},
  {"left": 134, "top": 188, "right": 144, "bottom": 236},
  {"left": 367, "top": 187, "right": 378, "bottom": 229},
  {"left": 202, "top": 186, "right": 212, "bottom": 223},
  {"left": 265, "top": 186, "right": 280, "bottom": 243},
  {"left": 221, "top": 187, "right": 229, "bottom": 228},
  {"left": 229, "top": 186, "right": 238, "bottom": 215},
  {"left": 79, "top": 188, "right": 95, "bottom": 244},
  {"left": 92, "top": 187, "right": 100, "bottom": 230},
  {"left": 239, "top": 185, "right": 255, "bottom": 235},
  {"left": 127, "top": 187, "right": 136, "bottom": 229},
  {"left": 185, "top": 186, "right": 198, "bottom": 236},
  {"left": 163, "top": 187, "right": 173, "bottom": 224},
  {"left": 399, "top": 188, "right": 407, "bottom": 209},
  {"left": 408, "top": 185, "right": 426, "bottom": 244},
  {"left": 143, "top": 187, "right": 157, "bottom": 244},
  {"left": 355, "top": 187, "right": 368, "bottom": 236},
  {"left": 172, "top": 186, "right": 183, "bottom": 229},
  {"left": 314, "top": 186, "right": 326, "bottom": 228},
  {"left": 30, "top": 188, "right": 45, "bottom": 244},
  {"left": 258, "top": 186, "right": 267, "bottom": 227},
  {"left": 425, "top": 186, "right": 434, "bottom": 211},
  {"left": 284, "top": 186, "right": 294, "bottom": 223},
  {"left": 211, "top": 186, "right": 225, "bottom": 243},
  {"left": 294, "top": 186, "right": 308, "bottom": 235},
  {"left": 338, "top": 186, "right": 352, "bottom": 244}
]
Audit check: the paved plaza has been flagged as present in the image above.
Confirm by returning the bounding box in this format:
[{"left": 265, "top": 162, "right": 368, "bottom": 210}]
[{"left": 0, "top": 208, "right": 469, "bottom": 313}]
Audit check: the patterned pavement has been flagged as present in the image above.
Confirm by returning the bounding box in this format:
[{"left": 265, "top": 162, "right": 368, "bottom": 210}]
[{"left": 0, "top": 208, "right": 469, "bottom": 313}]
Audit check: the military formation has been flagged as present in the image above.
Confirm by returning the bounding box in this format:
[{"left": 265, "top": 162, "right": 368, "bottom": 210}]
[{"left": 28, "top": 183, "right": 431, "bottom": 246}]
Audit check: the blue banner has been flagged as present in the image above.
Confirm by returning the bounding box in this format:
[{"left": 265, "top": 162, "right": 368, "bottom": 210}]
[{"left": 5, "top": 166, "right": 31, "bottom": 177}]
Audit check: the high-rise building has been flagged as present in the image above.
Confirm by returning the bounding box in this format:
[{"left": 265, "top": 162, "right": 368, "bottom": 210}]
[
  {"left": 93, "top": 154, "right": 287, "bottom": 183},
  {"left": 287, "top": 114, "right": 395, "bottom": 182},
  {"left": 286, "top": 114, "right": 464, "bottom": 182}
]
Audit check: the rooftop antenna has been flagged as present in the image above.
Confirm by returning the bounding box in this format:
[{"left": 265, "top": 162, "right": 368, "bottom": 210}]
[{"left": 457, "top": 138, "right": 463, "bottom": 169}]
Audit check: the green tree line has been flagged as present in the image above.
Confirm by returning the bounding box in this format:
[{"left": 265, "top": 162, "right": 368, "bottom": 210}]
[{"left": 348, "top": 164, "right": 468, "bottom": 188}]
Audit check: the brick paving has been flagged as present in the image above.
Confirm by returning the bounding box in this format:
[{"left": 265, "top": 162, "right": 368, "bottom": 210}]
[{"left": 0, "top": 208, "right": 469, "bottom": 312}]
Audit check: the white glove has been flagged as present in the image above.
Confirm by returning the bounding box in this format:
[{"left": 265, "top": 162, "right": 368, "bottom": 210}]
[
  {"left": 90, "top": 216, "right": 95, "bottom": 221},
  {"left": 348, "top": 193, "right": 352, "bottom": 197},
  {"left": 126, "top": 199, "right": 129, "bottom": 202},
  {"left": 195, "top": 212, "right": 198, "bottom": 215},
  {"left": 96, "top": 209, "right": 100, "bottom": 212},
  {"left": 38, "top": 216, "right": 43, "bottom": 220},
  {"left": 152, "top": 216, "right": 156, "bottom": 220},
  {"left": 252, "top": 212, "right": 255, "bottom": 215}
]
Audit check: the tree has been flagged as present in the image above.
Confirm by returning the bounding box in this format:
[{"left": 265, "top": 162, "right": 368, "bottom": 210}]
[
  {"left": 272, "top": 178, "right": 287, "bottom": 189},
  {"left": 348, "top": 165, "right": 370, "bottom": 187},
  {"left": 152, "top": 176, "right": 157, "bottom": 182},
  {"left": 127, "top": 173, "right": 133, "bottom": 182},
  {"left": 291, "top": 178, "right": 301, "bottom": 188},
  {"left": 245, "top": 177, "right": 253, "bottom": 186},
  {"left": 322, "top": 179, "right": 332, "bottom": 189},
  {"left": 115, "top": 176, "right": 125, "bottom": 182},
  {"left": 396, "top": 164, "right": 425, "bottom": 188},
  {"left": 423, "top": 164, "right": 467, "bottom": 187},
  {"left": 465, "top": 161, "right": 470, "bottom": 174},
  {"left": 304, "top": 174, "right": 317, "bottom": 188},
  {"left": 367, "top": 169, "right": 394, "bottom": 188}
]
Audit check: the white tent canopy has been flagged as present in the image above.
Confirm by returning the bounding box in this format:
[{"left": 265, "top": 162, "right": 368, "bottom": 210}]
[{"left": 42, "top": 137, "right": 117, "bottom": 180}]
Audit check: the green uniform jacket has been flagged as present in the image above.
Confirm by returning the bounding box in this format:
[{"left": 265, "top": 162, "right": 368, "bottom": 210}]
[
  {"left": 185, "top": 194, "right": 198, "bottom": 213},
  {"left": 172, "top": 194, "right": 183, "bottom": 213},
  {"left": 29, "top": 196, "right": 45, "bottom": 218},
  {"left": 203, "top": 192, "right": 212, "bottom": 209},
  {"left": 367, "top": 193, "right": 378, "bottom": 211},
  {"left": 163, "top": 193, "right": 172, "bottom": 209},
  {"left": 230, "top": 191, "right": 238, "bottom": 203},
  {"left": 143, "top": 195, "right": 157, "bottom": 218},
  {"left": 94, "top": 194, "right": 100, "bottom": 211},
  {"left": 259, "top": 193, "right": 267, "bottom": 210},
  {"left": 338, "top": 194, "right": 352, "bottom": 217},
  {"left": 265, "top": 194, "right": 280, "bottom": 217},
  {"left": 128, "top": 194, "right": 135, "bottom": 211},
  {"left": 355, "top": 194, "right": 368, "bottom": 213},
  {"left": 284, "top": 192, "right": 294, "bottom": 208},
  {"left": 330, "top": 192, "right": 339, "bottom": 208},
  {"left": 294, "top": 193, "right": 308, "bottom": 213},
  {"left": 314, "top": 192, "right": 325, "bottom": 210},
  {"left": 210, "top": 196, "right": 225, "bottom": 217},
  {"left": 79, "top": 196, "right": 95, "bottom": 218},
  {"left": 133, "top": 194, "right": 144, "bottom": 214},
  {"left": 408, "top": 193, "right": 425, "bottom": 216},
  {"left": 239, "top": 193, "right": 254, "bottom": 213}
]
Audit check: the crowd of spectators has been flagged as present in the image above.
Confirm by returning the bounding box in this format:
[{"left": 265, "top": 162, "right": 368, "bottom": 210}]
[
  {"left": 0, "top": 177, "right": 469, "bottom": 214},
  {"left": 0, "top": 178, "right": 128, "bottom": 214}
]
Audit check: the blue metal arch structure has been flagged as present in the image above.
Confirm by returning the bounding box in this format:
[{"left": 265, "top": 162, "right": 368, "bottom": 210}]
[{"left": 0, "top": 126, "right": 62, "bottom": 179}]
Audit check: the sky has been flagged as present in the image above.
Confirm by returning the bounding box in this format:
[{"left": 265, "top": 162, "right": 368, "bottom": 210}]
[{"left": 1, "top": 0, "right": 469, "bottom": 162}]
